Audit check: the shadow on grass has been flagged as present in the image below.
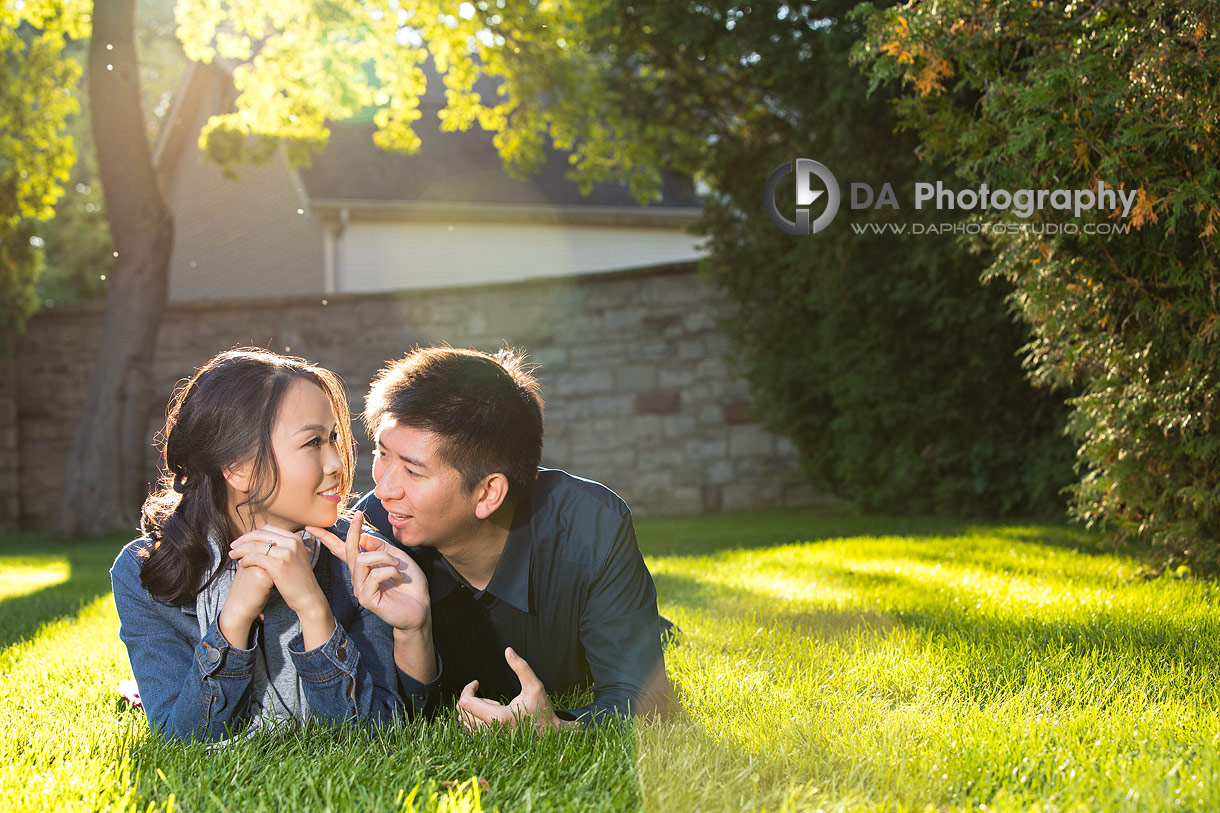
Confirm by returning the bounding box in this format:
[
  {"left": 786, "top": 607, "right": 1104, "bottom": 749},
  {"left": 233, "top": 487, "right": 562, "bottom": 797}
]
[
  {"left": 828, "top": 561, "right": 1220, "bottom": 670},
  {"left": 970, "top": 523, "right": 1150, "bottom": 561},
  {"left": 636, "top": 506, "right": 1117, "bottom": 562},
  {"left": 636, "top": 507, "right": 979, "bottom": 558},
  {"left": 0, "top": 533, "right": 127, "bottom": 651},
  {"left": 654, "top": 570, "right": 904, "bottom": 644},
  {"left": 655, "top": 561, "right": 1220, "bottom": 690}
]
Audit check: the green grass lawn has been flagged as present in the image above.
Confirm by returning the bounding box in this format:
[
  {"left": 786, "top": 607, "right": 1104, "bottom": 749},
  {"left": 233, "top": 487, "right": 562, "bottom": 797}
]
[{"left": 2, "top": 509, "right": 1218, "bottom": 811}]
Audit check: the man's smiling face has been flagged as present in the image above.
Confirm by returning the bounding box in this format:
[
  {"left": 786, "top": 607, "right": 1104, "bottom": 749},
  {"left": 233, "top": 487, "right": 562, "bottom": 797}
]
[{"left": 371, "top": 419, "right": 482, "bottom": 549}]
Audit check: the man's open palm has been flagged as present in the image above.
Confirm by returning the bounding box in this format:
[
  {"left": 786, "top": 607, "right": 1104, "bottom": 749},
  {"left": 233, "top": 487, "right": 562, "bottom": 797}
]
[{"left": 457, "top": 647, "right": 574, "bottom": 732}]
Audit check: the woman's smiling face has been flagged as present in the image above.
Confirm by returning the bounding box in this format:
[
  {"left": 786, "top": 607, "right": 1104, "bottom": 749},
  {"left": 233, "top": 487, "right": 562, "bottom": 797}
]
[{"left": 248, "top": 378, "right": 346, "bottom": 532}]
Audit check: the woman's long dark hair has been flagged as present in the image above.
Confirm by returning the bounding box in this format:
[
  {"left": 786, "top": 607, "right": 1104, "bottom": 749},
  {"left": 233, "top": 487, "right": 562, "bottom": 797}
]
[{"left": 139, "top": 348, "right": 356, "bottom": 606}]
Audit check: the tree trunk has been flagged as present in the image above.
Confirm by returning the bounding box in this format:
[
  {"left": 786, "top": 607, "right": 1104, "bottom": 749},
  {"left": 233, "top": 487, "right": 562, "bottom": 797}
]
[{"left": 60, "top": 0, "right": 173, "bottom": 535}]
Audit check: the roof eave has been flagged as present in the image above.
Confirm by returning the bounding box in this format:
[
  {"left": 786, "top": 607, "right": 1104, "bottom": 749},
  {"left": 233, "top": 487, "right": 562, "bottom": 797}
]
[{"left": 308, "top": 199, "right": 703, "bottom": 228}]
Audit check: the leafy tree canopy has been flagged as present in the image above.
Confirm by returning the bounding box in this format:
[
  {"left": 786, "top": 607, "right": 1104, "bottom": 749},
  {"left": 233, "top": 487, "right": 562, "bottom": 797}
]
[
  {"left": 0, "top": 0, "right": 88, "bottom": 331},
  {"left": 856, "top": 0, "right": 1220, "bottom": 567},
  {"left": 176, "top": 0, "right": 668, "bottom": 200}
]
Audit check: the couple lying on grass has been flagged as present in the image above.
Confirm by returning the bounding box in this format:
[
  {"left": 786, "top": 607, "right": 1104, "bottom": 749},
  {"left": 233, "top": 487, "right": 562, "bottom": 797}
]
[{"left": 110, "top": 345, "right": 669, "bottom": 743}]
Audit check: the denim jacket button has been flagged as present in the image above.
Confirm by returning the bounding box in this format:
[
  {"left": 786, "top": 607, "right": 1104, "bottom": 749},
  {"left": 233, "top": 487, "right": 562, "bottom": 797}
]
[
  {"left": 205, "top": 644, "right": 221, "bottom": 665},
  {"left": 336, "top": 642, "right": 348, "bottom": 662}
]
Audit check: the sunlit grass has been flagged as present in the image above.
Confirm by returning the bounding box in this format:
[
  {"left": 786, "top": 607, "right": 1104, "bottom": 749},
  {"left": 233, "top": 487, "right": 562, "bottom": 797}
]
[
  {"left": 0, "top": 537, "right": 146, "bottom": 812},
  {"left": 2, "top": 511, "right": 1218, "bottom": 811},
  {"left": 0, "top": 558, "right": 69, "bottom": 601},
  {"left": 635, "top": 514, "right": 1220, "bottom": 811}
]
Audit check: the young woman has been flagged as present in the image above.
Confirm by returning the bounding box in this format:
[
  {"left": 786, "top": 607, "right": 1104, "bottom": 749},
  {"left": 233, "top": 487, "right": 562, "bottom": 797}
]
[{"left": 110, "top": 348, "right": 436, "bottom": 742}]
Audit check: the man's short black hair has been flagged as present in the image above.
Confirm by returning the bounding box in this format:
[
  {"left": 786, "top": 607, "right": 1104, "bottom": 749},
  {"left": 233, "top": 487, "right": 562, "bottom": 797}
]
[{"left": 364, "top": 345, "right": 545, "bottom": 502}]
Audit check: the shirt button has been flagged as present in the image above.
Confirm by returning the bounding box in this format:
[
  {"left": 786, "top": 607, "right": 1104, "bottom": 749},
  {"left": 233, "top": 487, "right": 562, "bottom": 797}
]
[
  {"left": 336, "top": 643, "right": 348, "bottom": 662},
  {"left": 205, "top": 645, "right": 221, "bottom": 665}
]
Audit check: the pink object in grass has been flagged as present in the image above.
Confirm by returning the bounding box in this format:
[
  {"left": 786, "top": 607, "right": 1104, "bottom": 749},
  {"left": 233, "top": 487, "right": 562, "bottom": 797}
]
[{"left": 118, "top": 679, "right": 142, "bottom": 708}]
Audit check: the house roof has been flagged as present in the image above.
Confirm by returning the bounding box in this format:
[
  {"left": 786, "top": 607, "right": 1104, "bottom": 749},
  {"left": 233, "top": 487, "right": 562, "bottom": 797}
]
[
  {"left": 156, "top": 61, "right": 702, "bottom": 225},
  {"left": 299, "top": 112, "right": 701, "bottom": 213}
]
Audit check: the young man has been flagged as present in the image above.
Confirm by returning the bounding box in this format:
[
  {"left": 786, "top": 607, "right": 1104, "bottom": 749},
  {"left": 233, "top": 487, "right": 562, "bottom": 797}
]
[{"left": 337, "top": 345, "right": 668, "bottom": 729}]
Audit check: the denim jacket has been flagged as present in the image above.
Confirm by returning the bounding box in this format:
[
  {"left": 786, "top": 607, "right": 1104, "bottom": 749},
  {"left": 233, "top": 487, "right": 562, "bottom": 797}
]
[{"left": 111, "top": 518, "right": 438, "bottom": 742}]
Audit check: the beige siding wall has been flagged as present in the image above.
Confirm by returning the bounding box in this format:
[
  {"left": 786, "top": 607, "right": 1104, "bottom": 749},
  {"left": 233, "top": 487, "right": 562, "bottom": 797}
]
[
  {"left": 338, "top": 221, "right": 707, "bottom": 292},
  {"left": 164, "top": 82, "right": 325, "bottom": 302}
]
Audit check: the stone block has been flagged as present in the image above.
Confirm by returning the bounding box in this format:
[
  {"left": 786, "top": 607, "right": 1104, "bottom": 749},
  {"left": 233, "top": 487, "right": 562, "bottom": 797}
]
[
  {"left": 550, "top": 399, "right": 594, "bottom": 421},
  {"left": 682, "top": 382, "right": 714, "bottom": 403},
  {"left": 723, "top": 400, "right": 754, "bottom": 425},
  {"left": 682, "top": 310, "right": 719, "bottom": 332},
  {"left": 587, "top": 417, "right": 621, "bottom": 437},
  {"left": 697, "top": 354, "right": 722, "bottom": 380},
  {"left": 607, "top": 448, "right": 638, "bottom": 467},
  {"left": 705, "top": 459, "right": 735, "bottom": 486},
  {"left": 583, "top": 281, "right": 638, "bottom": 310},
  {"left": 529, "top": 345, "right": 569, "bottom": 375},
  {"left": 685, "top": 437, "right": 729, "bottom": 461},
  {"left": 673, "top": 466, "right": 709, "bottom": 488},
  {"left": 729, "top": 424, "right": 776, "bottom": 457},
  {"left": 569, "top": 433, "right": 615, "bottom": 455},
  {"left": 614, "top": 363, "right": 658, "bottom": 392},
  {"left": 628, "top": 470, "right": 675, "bottom": 496},
  {"left": 634, "top": 389, "right": 682, "bottom": 415},
  {"left": 588, "top": 394, "right": 637, "bottom": 418},
  {"left": 629, "top": 340, "right": 675, "bottom": 362},
  {"left": 666, "top": 485, "right": 704, "bottom": 515},
  {"left": 698, "top": 404, "right": 723, "bottom": 426},
  {"left": 542, "top": 437, "right": 570, "bottom": 465},
  {"left": 677, "top": 339, "right": 706, "bottom": 361},
  {"left": 658, "top": 366, "right": 696, "bottom": 388},
  {"left": 624, "top": 415, "right": 665, "bottom": 444},
  {"left": 603, "top": 306, "right": 649, "bottom": 331},
  {"left": 623, "top": 480, "right": 699, "bottom": 518},
  {"left": 642, "top": 313, "right": 683, "bottom": 335},
  {"left": 568, "top": 342, "right": 628, "bottom": 368},
  {"left": 705, "top": 336, "right": 733, "bottom": 362},
  {"left": 714, "top": 378, "right": 754, "bottom": 401},
  {"left": 638, "top": 448, "right": 687, "bottom": 471},
  {"left": 662, "top": 415, "right": 698, "bottom": 438},
  {"left": 646, "top": 273, "right": 709, "bottom": 307},
  {"left": 553, "top": 368, "right": 614, "bottom": 397}
]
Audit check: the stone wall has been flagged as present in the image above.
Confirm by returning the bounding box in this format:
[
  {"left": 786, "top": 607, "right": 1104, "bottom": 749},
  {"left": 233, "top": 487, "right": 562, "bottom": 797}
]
[
  {"left": 0, "top": 333, "right": 16, "bottom": 533},
  {"left": 12, "top": 263, "right": 821, "bottom": 531}
]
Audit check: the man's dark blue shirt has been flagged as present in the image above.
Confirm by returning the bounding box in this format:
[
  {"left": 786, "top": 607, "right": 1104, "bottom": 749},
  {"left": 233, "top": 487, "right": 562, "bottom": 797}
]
[{"left": 353, "top": 468, "right": 668, "bottom": 722}]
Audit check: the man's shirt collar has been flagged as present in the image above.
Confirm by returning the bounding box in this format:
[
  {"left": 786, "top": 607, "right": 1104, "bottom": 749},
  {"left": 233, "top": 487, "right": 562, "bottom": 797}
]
[{"left": 477, "top": 496, "right": 532, "bottom": 613}]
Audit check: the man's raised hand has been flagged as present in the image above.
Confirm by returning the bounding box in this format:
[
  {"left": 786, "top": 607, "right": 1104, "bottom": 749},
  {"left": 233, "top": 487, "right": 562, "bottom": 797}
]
[
  {"left": 308, "top": 511, "right": 430, "bottom": 633},
  {"left": 457, "top": 647, "right": 575, "bottom": 733}
]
